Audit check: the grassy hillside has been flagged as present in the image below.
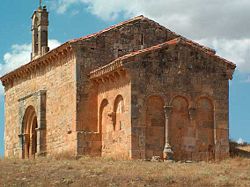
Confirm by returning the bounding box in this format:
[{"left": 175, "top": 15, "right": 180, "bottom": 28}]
[{"left": 0, "top": 146, "right": 249, "bottom": 187}]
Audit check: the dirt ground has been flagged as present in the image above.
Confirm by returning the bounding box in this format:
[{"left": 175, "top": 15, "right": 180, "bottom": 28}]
[{"left": 0, "top": 146, "right": 250, "bottom": 187}]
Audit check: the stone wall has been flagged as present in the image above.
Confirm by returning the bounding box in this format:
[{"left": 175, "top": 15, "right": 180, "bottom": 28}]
[
  {"left": 2, "top": 16, "right": 233, "bottom": 161},
  {"left": 97, "top": 73, "right": 131, "bottom": 158},
  {"left": 125, "top": 43, "right": 231, "bottom": 161},
  {"left": 4, "top": 53, "right": 77, "bottom": 158},
  {"left": 77, "top": 73, "right": 132, "bottom": 158},
  {"left": 74, "top": 17, "right": 179, "bottom": 135}
]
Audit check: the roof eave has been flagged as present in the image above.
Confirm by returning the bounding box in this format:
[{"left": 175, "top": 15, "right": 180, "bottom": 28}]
[
  {"left": 89, "top": 37, "right": 236, "bottom": 80},
  {"left": 0, "top": 42, "right": 72, "bottom": 85}
]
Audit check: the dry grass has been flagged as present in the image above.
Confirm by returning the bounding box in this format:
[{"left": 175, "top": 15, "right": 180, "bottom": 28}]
[{"left": 0, "top": 147, "right": 250, "bottom": 187}]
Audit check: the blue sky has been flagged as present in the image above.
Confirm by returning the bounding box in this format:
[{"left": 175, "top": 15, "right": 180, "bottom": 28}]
[{"left": 0, "top": 0, "right": 250, "bottom": 156}]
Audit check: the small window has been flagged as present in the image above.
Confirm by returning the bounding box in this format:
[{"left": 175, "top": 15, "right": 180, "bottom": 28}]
[
  {"left": 118, "top": 49, "right": 123, "bottom": 57},
  {"left": 113, "top": 95, "right": 125, "bottom": 131},
  {"left": 140, "top": 34, "right": 144, "bottom": 46}
]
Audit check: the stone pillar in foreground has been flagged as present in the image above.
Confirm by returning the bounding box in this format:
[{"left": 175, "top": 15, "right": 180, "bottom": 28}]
[{"left": 163, "top": 105, "right": 173, "bottom": 160}]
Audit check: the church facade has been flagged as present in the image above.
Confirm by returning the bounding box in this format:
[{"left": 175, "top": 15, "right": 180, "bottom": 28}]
[{"left": 1, "top": 5, "right": 236, "bottom": 161}]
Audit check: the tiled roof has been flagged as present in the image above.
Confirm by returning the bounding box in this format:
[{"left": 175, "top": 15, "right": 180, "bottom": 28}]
[
  {"left": 90, "top": 37, "right": 236, "bottom": 79},
  {"left": 1, "top": 15, "right": 236, "bottom": 84},
  {"left": 116, "top": 37, "right": 236, "bottom": 67}
]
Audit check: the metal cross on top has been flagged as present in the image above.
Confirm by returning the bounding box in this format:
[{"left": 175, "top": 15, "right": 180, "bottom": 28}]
[{"left": 39, "top": 0, "right": 42, "bottom": 8}]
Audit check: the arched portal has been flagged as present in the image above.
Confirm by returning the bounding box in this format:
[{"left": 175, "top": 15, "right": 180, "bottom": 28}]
[
  {"left": 22, "top": 106, "right": 38, "bottom": 159},
  {"left": 113, "top": 95, "right": 125, "bottom": 131},
  {"left": 99, "top": 99, "right": 109, "bottom": 156},
  {"left": 170, "top": 96, "right": 189, "bottom": 160},
  {"left": 99, "top": 99, "right": 109, "bottom": 134}
]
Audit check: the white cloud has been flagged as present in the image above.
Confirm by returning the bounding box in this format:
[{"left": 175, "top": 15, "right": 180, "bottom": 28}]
[
  {"left": 52, "top": 0, "right": 250, "bottom": 72},
  {"left": 198, "top": 39, "right": 250, "bottom": 72},
  {"left": 237, "top": 138, "right": 245, "bottom": 145},
  {"left": 52, "top": 0, "right": 250, "bottom": 39},
  {"left": 48, "top": 39, "right": 62, "bottom": 50},
  {"left": 0, "top": 39, "right": 61, "bottom": 95},
  {"left": 55, "top": 0, "right": 79, "bottom": 14},
  {"left": 1, "top": 43, "right": 31, "bottom": 78}
]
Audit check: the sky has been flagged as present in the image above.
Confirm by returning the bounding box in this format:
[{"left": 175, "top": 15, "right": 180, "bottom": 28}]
[{"left": 0, "top": 0, "right": 250, "bottom": 156}]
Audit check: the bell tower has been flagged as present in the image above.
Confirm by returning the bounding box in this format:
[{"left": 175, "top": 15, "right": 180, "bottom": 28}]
[{"left": 31, "top": 1, "right": 49, "bottom": 60}]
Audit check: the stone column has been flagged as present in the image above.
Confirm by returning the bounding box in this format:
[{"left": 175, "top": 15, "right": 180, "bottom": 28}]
[
  {"left": 188, "top": 107, "right": 196, "bottom": 121},
  {"left": 188, "top": 107, "right": 196, "bottom": 160},
  {"left": 35, "top": 126, "right": 46, "bottom": 156},
  {"left": 163, "top": 105, "right": 173, "bottom": 160},
  {"left": 18, "top": 134, "right": 24, "bottom": 159},
  {"left": 23, "top": 133, "right": 30, "bottom": 159},
  {"left": 36, "top": 90, "right": 47, "bottom": 156},
  {"left": 29, "top": 133, "right": 33, "bottom": 157}
]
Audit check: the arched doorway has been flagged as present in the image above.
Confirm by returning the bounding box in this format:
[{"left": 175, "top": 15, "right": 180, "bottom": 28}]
[{"left": 22, "top": 106, "right": 38, "bottom": 159}]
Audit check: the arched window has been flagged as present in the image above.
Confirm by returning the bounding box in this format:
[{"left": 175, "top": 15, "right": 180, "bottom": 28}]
[
  {"left": 32, "top": 16, "right": 39, "bottom": 53},
  {"left": 170, "top": 96, "right": 189, "bottom": 160},
  {"left": 99, "top": 99, "right": 108, "bottom": 134},
  {"left": 113, "top": 95, "right": 125, "bottom": 131}
]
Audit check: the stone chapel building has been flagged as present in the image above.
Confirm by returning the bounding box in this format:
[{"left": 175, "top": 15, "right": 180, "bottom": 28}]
[{"left": 1, "top": 5, "right": 236, "bottom": 161}]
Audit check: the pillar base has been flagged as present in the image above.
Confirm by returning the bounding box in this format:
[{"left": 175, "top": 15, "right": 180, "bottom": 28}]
[
  {"left": 35, "top": 151, "right": 47, "bottom": 157},
  {"left": 163, "top": 143, "right": 174, "bottom": 160}
]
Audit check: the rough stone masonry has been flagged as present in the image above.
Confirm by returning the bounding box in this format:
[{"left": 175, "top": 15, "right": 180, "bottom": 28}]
[{"left": 0, "top": 4, "right": 236, "bottom": 161}]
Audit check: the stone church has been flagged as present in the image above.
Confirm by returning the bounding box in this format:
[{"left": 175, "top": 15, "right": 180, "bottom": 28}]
[{"left": 1, "top": 4, "right": 236, "bottom": 161}]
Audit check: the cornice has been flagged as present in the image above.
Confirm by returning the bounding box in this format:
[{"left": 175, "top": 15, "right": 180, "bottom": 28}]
[{"left": 0, "top": 42, "right": 73, "bottom": 86}]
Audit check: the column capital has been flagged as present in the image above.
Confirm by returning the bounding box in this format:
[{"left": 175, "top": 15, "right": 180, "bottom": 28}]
[
  {"left": 108, "top": 112, "right": 115, "bottom": 118},
  {"left": 21, "top": 133, "right": 30, "bottom": 143},
  {"left": 35, "top": 127, "right": 45, "bottom": 131},
  {"left": 164, "top": 105, "right": 173, "bottom": 118},
  {"left": 188, "top": 107, "right": 196, "bottom": 120}
]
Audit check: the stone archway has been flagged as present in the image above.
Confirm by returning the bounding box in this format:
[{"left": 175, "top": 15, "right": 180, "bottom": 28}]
[
  {"left": 22, "top": 106, "right": 38, "bottom": 159},
  {"left": 113, "top": 95, "right": 125, "bottom": 131},
  {"left": 99, "top": 99, "right": 109, "bottom": 156},
  {"left": 170, "top": 96, "right": 189, "bottom": 160}
]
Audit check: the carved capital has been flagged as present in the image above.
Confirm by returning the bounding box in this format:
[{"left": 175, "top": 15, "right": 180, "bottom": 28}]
[
  {"left": 35, "top": 127, "right": 45, "bottom": 132},
  {"left": 164, "top": 105, "right": 173, "bottom": 118},
  {"left": 21, "top": 133, "right": 30, "bottom": 143},
  {"left": 188, "top": 107, "right": 196, "bottom": 120},
  {"left": 108, "top": 112, "right": 116, "bottom": 122}
]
